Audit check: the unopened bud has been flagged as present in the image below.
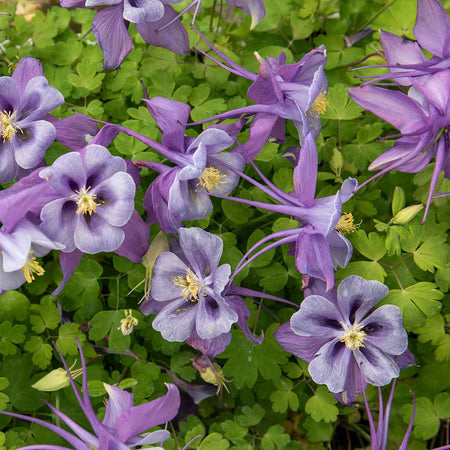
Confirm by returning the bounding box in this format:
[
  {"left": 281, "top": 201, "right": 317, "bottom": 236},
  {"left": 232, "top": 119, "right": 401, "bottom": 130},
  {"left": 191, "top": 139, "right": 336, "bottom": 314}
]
[
  {"left": 392, "top": 186, "right": 406, "bottom": 217},
  {"left": 193, "top": 355, "right": 230, "bottom": 394},
  {"left": 392, "top": 204, "right": 423, "bottom": 225},
  {"left": 32, "top": 366, "right": 82, "bottom": 392}
]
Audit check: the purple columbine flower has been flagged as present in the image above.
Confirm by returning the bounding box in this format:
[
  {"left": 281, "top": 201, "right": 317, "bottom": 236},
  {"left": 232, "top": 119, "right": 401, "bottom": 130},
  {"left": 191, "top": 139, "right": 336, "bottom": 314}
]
[
  {"left": 144, "top": 227, "right": 261, "bottom": 346},
  {"left": 190, "top": 35, "right": 327, "bottom": 160},
  {"left": 274, "top": 276, "right": 410, "bottom": 404},
  {"left": 128, "top": 97, "right": 244, "bottom": 233},
  {"left": 0, "top": 340, "right": 180, "bottom": 449},
  {"left": 355, "top": 0, "right": 450, "bottom": 85},
  {"left": 349, "top": 79, "right": 450, "bottom": 221},
  {"left": 0, "top": 219, "right": 63, "bottom": 292},
  {"left": 0, "top": 57, "right": 64, "bottom": 183},
  {"left": 213, "top": 133, "right": 357, "bottom": 290},
  {"left": 61, "top": 0, "right": 189, "bottom": 70},
  {"left": 39, "top": 144, "right": 136, "bottom": 254}
]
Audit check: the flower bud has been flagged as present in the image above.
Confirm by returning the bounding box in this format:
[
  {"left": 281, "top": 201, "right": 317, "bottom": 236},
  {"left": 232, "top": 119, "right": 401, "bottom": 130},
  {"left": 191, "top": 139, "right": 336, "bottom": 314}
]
[
  {"left": 392, "top": 204, "right": 423, "bottom": 225},
  {"left": 32, "top": 367, "right": 82, "bottom": 392},
  {"left": 330, "top": 148, "right": 344, "bottom": 177},
  {"left": 392, "top": 186, "right": 406, "bottom": 217}
]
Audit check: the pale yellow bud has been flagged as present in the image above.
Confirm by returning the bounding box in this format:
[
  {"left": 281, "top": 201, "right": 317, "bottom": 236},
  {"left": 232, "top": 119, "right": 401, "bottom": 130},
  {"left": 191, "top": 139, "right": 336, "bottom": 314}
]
[
  {"left": 32, "top": 367, "right": 82, "bottom": 392},
  {"left": 392, "top": 204, "right": 424, "bottom": 225},
  {"left": 392, "top": 186, "right": 406, "bottom": 217}
]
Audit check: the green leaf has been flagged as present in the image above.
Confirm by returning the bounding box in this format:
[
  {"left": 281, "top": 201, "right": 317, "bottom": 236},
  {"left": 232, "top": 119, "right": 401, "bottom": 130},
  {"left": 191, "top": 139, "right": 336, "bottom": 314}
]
[
  {"left": 414, "top": 314, "right": 445, "bottom": 345},
  {"left": 236, "top": 404, "right": 265, "bottom": 427},
  {"left": 24, "top": 336, "right": 52, "bottom": 370},
  {"left": 221, "top": 420, "right": 247, "bottom": 439},
  {"left": 303, "top": 417, "right": 334, "bottom": 442},
  {"left": 350, "top": 230, "right": 386, "bottom": 261},
  {"left": 261, "top": 425, "right": 290, "bottom": 450},
  {"left": 434, "top": 393, "right": 450, "bottom": 419},
  {"left": 321, "top": 84, "right": 363, "bottom": 120},
  {"left": 198, "top": 433, "right": 229, "bottom": 450},
  {"left": 270, "top": 389, "right": 299, "bottom": 413},
  {"left": 56, "top": 323, "right": 86, "bottom": 356},
  {"left": 170, "top": 351, "right": 196, "bottom": 382},
  {"left": 221, "top": 332, "right": 258, "bottom": 389},
  {"left": 0, "top": 291, "right": 30, "bottom": 323},
  {"left": 222, "top": 199, "right": 254, "bottom": 224},
  {"left": 189, "top": 83, "right": 210, "bottom": 106},
  {"left": 305, "top": 386, "right": 339, "bottom": 423},
  {"left": 257, "top": 262, "right": 289, "bottom": 291},
  {"left": 272, "top": 218, "right": 298, "bottom": 233},
  {"left": 414, "top": 235, "right": 449, "bottom": 272},
  {"left": 246, "top": 229, "right": 275, "bottom": 268},
  {"left": 435, "top": 335, "right": 450, "bottom": 362},
  {"left": 337, "top": 261, "right": 387, "bottom": 283},
  {"left": 254, "top": 335, "right": 289, "bottom": 381},
  {"left": 191, "top": 98, "right": 227, "bottom": 122},
  {"left": 31, "top": 296, "right": 60, "bottom": 332},
  {"left": 382, "top": 282, "right": 443, "bottom": 330}
]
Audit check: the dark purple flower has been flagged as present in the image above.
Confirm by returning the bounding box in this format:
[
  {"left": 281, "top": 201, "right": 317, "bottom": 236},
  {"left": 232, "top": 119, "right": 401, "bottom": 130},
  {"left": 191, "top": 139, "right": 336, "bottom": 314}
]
[
  {"left": 191, "top": 38, "right": 327, "bottom": 160},
  {"left": 0, "top": 340, "right": 180, "bottom": 449},
  {"left": 61, "top": 0, "right": 189, "bottom": 69},
  {"left": 0, "top": 219, "right": 63, "bottom": 291},
  {"left": 0, "top": 57, "right": 64, "bottom": 183},
  {"left": 132, "top": 97, "right": 244, "bottom": 233},
  {"left": 274, "top": 276, "right": 409, "bottom": 403},
  {"left": 39, "top": 144, "right": 136, "bottom": 254}
]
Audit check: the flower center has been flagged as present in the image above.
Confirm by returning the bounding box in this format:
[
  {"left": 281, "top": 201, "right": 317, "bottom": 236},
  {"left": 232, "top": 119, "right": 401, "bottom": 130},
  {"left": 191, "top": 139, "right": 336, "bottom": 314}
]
[
  {"left": 21, "top": 251, "right": 45, "bottom": 283},
  {"left": 309, "top": 92, "right": 329, "bottom": 116},
  {"left": 173, "top": 268, "right": 204, "bottom": 302},
  {"left": 335, "top": 213, "right": 358, "bottom": 234},
  {"left": 0, "top": 111, "right": 22, "bottom": 142},
  {"left": 197, "top": 167, "right": 226, "bottom": 191},
  {"left": 72, "top": 186, "right": 100, "bottom": 215},
  {"left": 339, "top": 322, "right": 366, "bottom": 350}
]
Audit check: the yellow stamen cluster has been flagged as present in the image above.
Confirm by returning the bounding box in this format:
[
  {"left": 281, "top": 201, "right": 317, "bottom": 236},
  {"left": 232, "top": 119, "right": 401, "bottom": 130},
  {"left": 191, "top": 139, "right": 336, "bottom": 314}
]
[
  {"left": 173, "top": 268, "right": 203, "bottom": 302},
  {"left": 0, "top": 110, "right": 22, "bottom": 142},
  {"left": 21, "top": 251, "right": 45, "bottom": 283},
  {"left": 118, "top": 310, "right": 139, "bottom": 336},
  {"left": 335, "top": 213, "right": 358, "bottom": 234},
  {"left": 72, "top": 186, "right": 100, "bottom": 215},
  {"left": 339, "top": 322, "right": 366, "bottom": 350},
  {"left": 197, "top": 167, "right": 227, "bottom": 192},
  {"left": 309, "top": 92, "right": 329, "bottom": 116}
]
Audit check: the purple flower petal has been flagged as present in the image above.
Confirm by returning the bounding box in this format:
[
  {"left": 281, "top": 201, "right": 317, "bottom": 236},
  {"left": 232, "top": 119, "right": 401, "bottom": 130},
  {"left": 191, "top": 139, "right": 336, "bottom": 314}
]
[
  {"left": 226, "top": 0, "right": 265, "bottom": 28},
  {"left": 74, "top": 213, "right": 125, "bottom": 254},
  {"left": 348, "top": 86, "right": 429, "bottom": 134},
  {"left": 290, "top": 294, "right": 342, "bottom": 338},
  {"left": 178, "top": 227, "right": 222, "bottom": 276},
  {"left": 135, "top": 5, "right": 189, "bottom": 56},
  {"left": 123, "top": 0, "right": 164, "bottom": 23},
  {"left": 13, "top": 120, "right": 56, "bottom": 169},
  {"left": 354, "top": 342, "right": 400, "bottom": 386},
  {"left": 0, "top": 142, "right": 18, "bottom": 183},
  {"left": 363, "top": 305, "right": 408, "bottom": 355},
  {"left": 187, "top": 329, "right": 231, "bottom": 358},
  {"left": 274, "top": 322, "right": 330, "bottom": 362},
  {"left": 295, "top": 227, "right": 335, "bottom": 290},
  {"left": 114, "top": 210, "right": 150, "bottom": 263},
  {"left": 195, "top": 296, "right": 238, "bottom": 339},
  {"left": 40, "top": 198, "right": 78, "bottom": 253},
  {"left": 227, "top": 295, "right": 263, "bottom": 344},
  {"left": 414, "top": 0, "right": 450, "bottom": 58},
  {"left": 50, "top": 114, "right": 100, "bottom": 151},
  {"left": 327, "top": 230, "right": 352, "bottom": 269},
  {"left": 92, "top": 171, "right": 135, "bottom": 227},
  {"left": 187, "top": 128, "right": 235, "bottom": 156},
  {"left": 0, "top": 229, "right": 31, "bottom": 271},
  {"left": 308, "top": 339, "right": 353, "bottom": 393},
  {"left": 152, "top": 299, "right": 197, "bottom": 341},
  {"left": 151, "top": 252, "right": 189, "bottom": 301},
  {"left": 102, "top": 384, "right": 134, "bottom": 429},
  {"left": 115, "top": 384, "right": 180, "bottom": 443},
  {"left": 12, "top": 57, "right": 44, "bottom": 96},
  {"left": 143, "top": 97, "right": 190, "bottom": 152},
  {"left": 0, "top": 76, "right": 19, "bottom": 112},
  {"left": 293, "top": 132, "right": 317, "bottom": 207},
  {"left": 92, "top": 4, "right": 133, "bottom": 70},
  {"left": 19, "top": 76, "right": 64, "bottom": 122},
  {"left": 337, "top": 276, "right": 388, "bottom": 324},
  {"left": 207, "top": 152, "right": 245, "bottom": 195}
]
